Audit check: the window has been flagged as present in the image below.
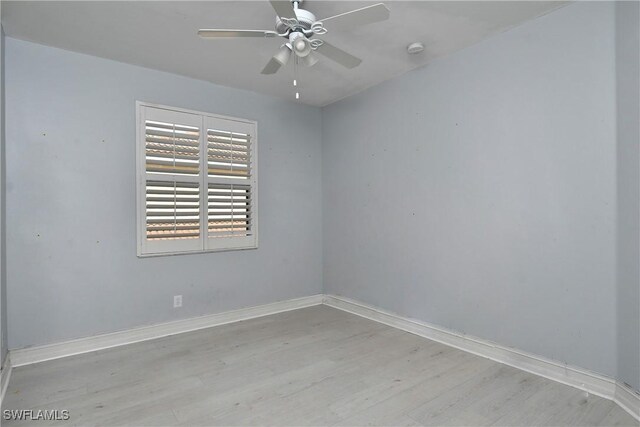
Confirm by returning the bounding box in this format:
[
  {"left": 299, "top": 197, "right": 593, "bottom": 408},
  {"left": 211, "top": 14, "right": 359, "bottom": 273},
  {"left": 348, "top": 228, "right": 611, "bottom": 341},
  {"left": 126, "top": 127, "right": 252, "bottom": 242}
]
[{"left": 136, "top": 102, "right": 258, "bottom": 256}]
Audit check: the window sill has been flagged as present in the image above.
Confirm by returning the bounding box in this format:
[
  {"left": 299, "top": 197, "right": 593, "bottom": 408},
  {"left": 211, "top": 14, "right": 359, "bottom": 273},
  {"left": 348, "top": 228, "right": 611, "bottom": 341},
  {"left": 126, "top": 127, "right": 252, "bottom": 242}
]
[{"left": 137, "top": 245, "right": 258, "bottom": 258}]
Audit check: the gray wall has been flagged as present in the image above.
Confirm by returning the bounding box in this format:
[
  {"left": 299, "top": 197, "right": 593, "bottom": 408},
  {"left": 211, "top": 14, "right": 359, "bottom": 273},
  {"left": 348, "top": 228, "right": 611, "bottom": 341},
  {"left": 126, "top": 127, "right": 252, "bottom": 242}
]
[
  {"left": 322, "top": 1, "right": 618, "bottom": 378},
  {"left": 616, "top": 1, "right": 640, "bottom": 392},
  {"left": 5, "top": 38, "right": 323, "bottom": 349}
]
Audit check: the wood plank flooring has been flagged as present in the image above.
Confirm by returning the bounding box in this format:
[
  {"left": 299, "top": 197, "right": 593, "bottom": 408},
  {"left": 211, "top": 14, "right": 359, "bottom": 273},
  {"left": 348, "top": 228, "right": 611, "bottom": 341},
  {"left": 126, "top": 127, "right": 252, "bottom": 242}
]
[{"left": 2, "top": 306, "right": 637, "bottom": 426}]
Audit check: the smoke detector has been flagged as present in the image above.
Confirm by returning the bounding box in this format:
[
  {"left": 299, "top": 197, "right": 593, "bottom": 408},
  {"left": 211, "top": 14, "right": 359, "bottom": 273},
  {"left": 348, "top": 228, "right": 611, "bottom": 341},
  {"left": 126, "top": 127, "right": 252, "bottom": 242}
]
[{"left": 407, "top": 42, "right": 424, "bottom": 54}]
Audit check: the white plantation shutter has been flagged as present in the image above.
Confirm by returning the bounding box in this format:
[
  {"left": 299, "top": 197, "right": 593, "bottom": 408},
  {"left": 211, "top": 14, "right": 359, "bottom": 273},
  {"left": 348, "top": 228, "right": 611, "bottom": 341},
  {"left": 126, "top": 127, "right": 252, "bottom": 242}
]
[
  {"left": 205, "top": 117, "right": 256, "bottom": 250},
  {"left": 137, "top": 103, "right": 258, "bottom": 256},
  {"left": 207, "top": 184, "right": 251, "bottom": 236},
  {"left": 145, "top": 121, "right": 200, "bottom": 175},
  {"left": 145, "top": 181, "right": 200, "bottom": 240},
  {"left": 207, "top": 129, "right": 251, "bottom": 179}
]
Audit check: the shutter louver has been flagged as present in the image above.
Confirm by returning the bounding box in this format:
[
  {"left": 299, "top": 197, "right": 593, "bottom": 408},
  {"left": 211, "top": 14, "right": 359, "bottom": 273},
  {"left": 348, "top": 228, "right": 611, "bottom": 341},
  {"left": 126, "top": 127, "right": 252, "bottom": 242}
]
[
  {"left": 208, "top": 184, "right": 252, "bottom": 238},
  {"left": 146, "top": 121, "right": 200, "bottom": 175},
  {"left": 146, "top": 181, "right": 200, "bottom": 240},
  {"left": 207, "top": 129, "right": 250, "bottom": 179}
]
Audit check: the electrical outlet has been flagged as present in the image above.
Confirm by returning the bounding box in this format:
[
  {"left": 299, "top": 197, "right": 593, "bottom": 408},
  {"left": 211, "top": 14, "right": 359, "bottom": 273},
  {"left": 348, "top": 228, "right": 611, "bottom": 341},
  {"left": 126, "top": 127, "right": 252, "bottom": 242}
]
[{"left": 173, "top": 295, "right": 182, "bottom": 308}]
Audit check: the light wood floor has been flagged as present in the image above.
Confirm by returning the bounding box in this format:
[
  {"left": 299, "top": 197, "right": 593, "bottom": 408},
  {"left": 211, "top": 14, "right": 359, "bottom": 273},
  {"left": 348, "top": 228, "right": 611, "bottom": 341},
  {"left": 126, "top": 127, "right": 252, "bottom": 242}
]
[{"left": 3, "top": 306, "right": 637, "bottom": 426}]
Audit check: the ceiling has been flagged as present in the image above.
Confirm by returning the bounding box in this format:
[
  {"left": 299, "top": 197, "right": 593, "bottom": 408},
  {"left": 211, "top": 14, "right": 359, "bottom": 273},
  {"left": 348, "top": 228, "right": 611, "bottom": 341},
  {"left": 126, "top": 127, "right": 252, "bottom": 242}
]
[{"left": 2, "top": 1, "right": 567, "bottom": 107}]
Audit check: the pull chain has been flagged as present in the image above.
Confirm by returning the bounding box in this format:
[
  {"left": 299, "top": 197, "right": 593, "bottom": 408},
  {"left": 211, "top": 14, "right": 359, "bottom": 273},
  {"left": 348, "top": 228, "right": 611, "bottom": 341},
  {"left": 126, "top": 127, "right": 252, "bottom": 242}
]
[{"left": 294, "top": 55, "right": 300, "bottom": 100}]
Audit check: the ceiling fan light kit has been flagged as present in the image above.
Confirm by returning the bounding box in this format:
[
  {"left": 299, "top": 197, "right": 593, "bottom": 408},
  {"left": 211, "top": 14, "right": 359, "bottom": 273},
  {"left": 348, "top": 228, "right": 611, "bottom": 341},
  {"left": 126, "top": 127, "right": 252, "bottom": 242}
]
[
  {"left": 274, "top": 44, "right": 292, "bottom": 65},
  {"left": 289, "top": 32, "right": 312, "bottom": 57},
  {"left": 301, "top": 52, "right": 319, "bottom": 68},
  {"left": 198, "top": 0, "right": 390, "bottom": 100}
]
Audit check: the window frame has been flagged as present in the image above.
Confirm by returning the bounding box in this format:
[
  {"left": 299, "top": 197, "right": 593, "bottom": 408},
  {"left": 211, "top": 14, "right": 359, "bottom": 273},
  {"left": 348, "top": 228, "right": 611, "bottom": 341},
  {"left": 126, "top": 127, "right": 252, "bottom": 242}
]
[{"left": 136, "top": 101, "right": 259, "bottom": 257}]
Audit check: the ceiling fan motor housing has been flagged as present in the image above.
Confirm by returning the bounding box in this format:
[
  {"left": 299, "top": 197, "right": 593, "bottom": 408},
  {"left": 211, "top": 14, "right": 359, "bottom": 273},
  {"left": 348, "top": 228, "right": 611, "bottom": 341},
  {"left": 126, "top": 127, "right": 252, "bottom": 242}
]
[{"left": 275, "top": 8, "right": 317, "bottom": 34}]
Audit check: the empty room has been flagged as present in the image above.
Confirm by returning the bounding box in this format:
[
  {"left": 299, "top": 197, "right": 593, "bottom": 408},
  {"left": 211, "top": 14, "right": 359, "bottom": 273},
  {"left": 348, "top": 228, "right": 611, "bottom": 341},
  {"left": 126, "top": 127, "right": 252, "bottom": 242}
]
[{"left": 0, "top": 0, "right": 638, "bottom": 426}]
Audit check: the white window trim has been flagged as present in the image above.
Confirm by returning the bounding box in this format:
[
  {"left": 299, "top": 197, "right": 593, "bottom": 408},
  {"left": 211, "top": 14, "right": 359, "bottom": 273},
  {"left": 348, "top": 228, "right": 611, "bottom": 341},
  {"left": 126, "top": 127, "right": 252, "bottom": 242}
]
[{"left": 136, "top": 101, "right": 259, "bottom": 257}]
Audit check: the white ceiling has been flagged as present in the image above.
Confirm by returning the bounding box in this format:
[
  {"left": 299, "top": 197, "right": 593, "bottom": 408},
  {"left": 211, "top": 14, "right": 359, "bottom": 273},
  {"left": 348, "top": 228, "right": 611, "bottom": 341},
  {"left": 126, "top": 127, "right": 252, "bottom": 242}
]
[{"left": 2, "top": 1, "right": 567, "bottom": 106}]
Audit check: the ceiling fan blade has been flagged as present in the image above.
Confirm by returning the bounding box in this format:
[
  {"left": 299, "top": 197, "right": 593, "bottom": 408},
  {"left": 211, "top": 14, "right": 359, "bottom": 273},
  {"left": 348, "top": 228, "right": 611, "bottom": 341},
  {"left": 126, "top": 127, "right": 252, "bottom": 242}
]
[
  {"left": 198, "top": 29, "right": 277, "bottom": 38},
  {"left": 315, "top": 41, "right": 362, "bottom": 69},
  {"left": 320, "top": 3, "right": 389, "bottom": 30},
  {"left": 269, "top": 0, "right": 297, "bottom": 21}
]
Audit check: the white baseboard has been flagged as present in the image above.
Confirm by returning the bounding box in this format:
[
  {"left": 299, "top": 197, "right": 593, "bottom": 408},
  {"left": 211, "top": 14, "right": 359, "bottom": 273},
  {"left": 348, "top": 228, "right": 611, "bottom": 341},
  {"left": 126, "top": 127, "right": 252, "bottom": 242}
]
[
  {"left": 10, "top": 294, "right": 323, "bottom": 367},
  {"left": 615, "top": 381, "right": 640, "bottom": 421},
  {"left": 0, "top": 354, "right": 12, "bottom": 407},
  {"left": 323, "top": 295, "right": 619, "bottom": 399}
]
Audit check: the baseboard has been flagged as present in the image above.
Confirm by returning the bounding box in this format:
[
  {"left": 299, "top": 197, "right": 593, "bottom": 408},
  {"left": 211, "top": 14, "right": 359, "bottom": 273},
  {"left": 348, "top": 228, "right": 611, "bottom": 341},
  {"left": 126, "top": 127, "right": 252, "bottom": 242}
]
[
  {"left": 323, "top": 295, "right": 618, "bottom": 401},
  {"left": 9, "top": 294, "right": 323, "bottom": 367},
  {"left": 0, "top": 354, "right": 12, "bottom": 407},
  {"left": 615, "top": 381, "right": 640, "bottom": 421}
]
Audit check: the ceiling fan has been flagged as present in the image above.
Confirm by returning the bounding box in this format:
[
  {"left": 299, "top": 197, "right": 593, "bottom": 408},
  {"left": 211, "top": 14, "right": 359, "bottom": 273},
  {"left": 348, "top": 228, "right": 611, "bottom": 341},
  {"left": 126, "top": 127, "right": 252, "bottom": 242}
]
[{"left": 198, "top": 0, "right": 390, "bottom": 75}]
